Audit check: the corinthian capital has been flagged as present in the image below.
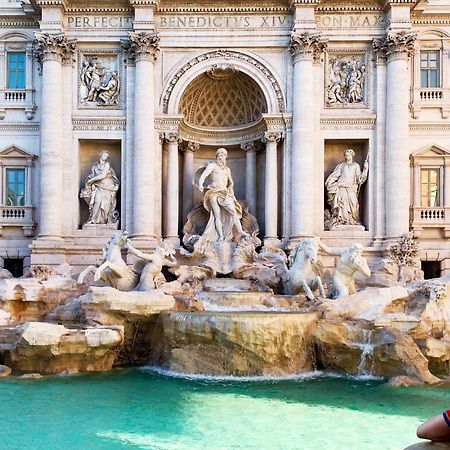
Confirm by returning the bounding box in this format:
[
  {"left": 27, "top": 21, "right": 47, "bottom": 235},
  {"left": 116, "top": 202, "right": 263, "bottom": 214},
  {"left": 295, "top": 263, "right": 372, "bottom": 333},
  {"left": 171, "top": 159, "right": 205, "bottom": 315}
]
[
  {"left": 34, "top": 32, "right": 76, "bottom": 64},
  {"left": 182, "top": 141, "right": 200, "bottom": 153},
  {"left": 263, "top": 131, "right": 282, "bottom": 144},
  {"left": 164, "top": 132, "right": 181, "bottom": 144},
  {"left": 373, "top": 31, "right": 417, "bottom": 62},
  {"left": 290, "top": 32, "right": 327, "bottom": 62},
  {"left": 122, "top": 31, "right": 160, "bottom": 62}
]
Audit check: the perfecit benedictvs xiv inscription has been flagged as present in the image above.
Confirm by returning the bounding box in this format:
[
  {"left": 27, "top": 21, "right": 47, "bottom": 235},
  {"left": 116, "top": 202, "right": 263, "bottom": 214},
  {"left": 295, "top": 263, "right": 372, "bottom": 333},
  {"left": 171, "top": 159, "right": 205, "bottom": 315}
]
[{"left": 158, "top": 15, "right": 292, "bottom": 29}]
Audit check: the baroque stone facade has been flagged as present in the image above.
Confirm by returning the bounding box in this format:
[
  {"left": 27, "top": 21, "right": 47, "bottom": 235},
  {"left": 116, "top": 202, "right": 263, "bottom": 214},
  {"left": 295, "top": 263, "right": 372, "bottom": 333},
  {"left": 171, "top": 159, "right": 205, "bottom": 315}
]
[{"left": 0, "top": 0, "right": 450, "bottom": 276}]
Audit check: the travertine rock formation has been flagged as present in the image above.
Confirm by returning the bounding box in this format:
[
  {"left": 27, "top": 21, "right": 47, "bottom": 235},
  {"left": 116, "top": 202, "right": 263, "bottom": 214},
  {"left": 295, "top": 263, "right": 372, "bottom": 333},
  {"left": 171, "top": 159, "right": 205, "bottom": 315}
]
[
  {"left": 4, "top": 322, "right": 123, "bottom": 374},
  {"left": 152, "top": 311, "right": 320, "bottom": 376}
]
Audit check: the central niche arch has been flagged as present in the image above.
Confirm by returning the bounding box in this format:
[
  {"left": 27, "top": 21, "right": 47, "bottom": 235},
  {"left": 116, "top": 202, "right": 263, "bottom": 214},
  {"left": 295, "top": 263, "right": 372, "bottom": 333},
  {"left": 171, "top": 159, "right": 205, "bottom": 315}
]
[{"left": 179, "top": 66, "right": 268, "bottom": 129}]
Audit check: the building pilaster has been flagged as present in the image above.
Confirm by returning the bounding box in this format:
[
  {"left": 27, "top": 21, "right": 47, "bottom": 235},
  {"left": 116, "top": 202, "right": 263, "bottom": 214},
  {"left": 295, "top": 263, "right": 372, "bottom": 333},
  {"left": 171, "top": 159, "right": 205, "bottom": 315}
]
[
  {"left": 375, "top": 31, "right": 416, "bottom": 238},
  {"left": 289, "top": 32, "right": 326, "bottom": 239},
  {"left": 34, "top": 32, "right": 75, "bottom": 241},
  {"left": 124, "top": 31, "right": 160, "bottom": 240}
]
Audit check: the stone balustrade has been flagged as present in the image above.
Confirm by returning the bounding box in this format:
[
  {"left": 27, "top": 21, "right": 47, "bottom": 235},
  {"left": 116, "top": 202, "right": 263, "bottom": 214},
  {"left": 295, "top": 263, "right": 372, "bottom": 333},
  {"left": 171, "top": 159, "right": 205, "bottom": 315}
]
[
  {"left": 0, "top": 205, "right": 35, "bottom": 236},
  {"left": 410, "top": 206, "right": 450, "bottom": 238}
]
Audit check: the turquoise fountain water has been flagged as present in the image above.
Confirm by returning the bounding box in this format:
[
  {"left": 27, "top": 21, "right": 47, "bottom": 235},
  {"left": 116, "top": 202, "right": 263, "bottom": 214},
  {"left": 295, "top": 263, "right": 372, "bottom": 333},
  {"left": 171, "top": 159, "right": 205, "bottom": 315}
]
[{"left": 1, "top": 368, "right": 448, "bottom": 450}]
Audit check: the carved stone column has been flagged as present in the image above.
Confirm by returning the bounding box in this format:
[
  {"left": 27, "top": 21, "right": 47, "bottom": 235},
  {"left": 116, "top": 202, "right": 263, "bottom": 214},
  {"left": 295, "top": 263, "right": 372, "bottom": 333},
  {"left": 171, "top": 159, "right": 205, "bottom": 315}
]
[
  {"left": 263, "top": 131, "right": 282, "bottom": 241},
  {"left": 290, "top": 33, "right": 327, "bottom": 239},
  {"left": 375, "top": 31, "right": 416, "bottom": 238},
  {"left": 241, "top": 141, "right": 257, "bottom": 215},
  {"left": 164, "top": 132, "right": 181, "bottom": 244},
  {"left": 182, "top": 141, "right": 199, "bottom": 223},
  {"left": 34, "top": 33, "right": 75, "bottom": 240},
  {"left": 124, "top": 32, "right": 159, "bottom": 240}
]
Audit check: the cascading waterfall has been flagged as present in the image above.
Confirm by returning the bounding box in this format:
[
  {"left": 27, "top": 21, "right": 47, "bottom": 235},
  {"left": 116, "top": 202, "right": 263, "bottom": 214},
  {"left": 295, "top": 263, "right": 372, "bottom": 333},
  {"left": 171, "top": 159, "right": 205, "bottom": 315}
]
[{"left": 355, "top": 329, "right": 375, "bottom": 376}]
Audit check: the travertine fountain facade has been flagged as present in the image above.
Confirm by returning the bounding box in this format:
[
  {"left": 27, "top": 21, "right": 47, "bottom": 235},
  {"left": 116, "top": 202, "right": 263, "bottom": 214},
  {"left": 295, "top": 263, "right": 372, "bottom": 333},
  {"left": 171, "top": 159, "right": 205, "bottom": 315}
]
[{"left": 0, "top": 0, "right": 450, "bottom": 278}]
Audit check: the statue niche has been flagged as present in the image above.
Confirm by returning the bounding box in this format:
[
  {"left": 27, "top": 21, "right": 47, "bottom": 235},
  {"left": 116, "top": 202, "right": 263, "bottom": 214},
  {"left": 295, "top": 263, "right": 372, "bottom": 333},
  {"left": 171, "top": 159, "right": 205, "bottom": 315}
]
[
  {"left": 80, "top": 150, "right": 120, "bottom": 227},
  {"left": 183, "top": 147, "right": 258, "bottom": 247},
  {"left": 324, "top": 146, "right": 369, "bottom": 230}
]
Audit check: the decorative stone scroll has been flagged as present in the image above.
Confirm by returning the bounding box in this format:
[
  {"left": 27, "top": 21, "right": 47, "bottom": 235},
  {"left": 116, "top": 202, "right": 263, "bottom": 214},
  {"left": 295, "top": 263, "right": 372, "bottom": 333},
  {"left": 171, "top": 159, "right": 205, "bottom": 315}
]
[
  {"left": 325, "top": 54, "right": 367, "bottom": 107},
  {"left": 80, "top": 57, "right": 120, "bottom": 106},
  {"left": 373, "top": 31, "right": 417, "bottom": 61},
  {"left": 122, "top": 31, "right": 160, "bottom": 62},
  {"left": 290, "top": 32, "right": 328, "bottom": 62},
  {"left": 34, "top": 32, "right": 76, "bottom": 64}
]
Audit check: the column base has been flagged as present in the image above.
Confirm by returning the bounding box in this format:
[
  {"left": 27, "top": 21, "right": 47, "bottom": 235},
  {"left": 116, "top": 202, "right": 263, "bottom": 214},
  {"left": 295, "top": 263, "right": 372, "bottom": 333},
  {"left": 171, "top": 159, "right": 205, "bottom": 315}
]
[
  {"left": 264, "top": 237, "right": 281, "bottom": 248},
  {"left": 164, "top": 236, "right": 180, "bottom": 248}
]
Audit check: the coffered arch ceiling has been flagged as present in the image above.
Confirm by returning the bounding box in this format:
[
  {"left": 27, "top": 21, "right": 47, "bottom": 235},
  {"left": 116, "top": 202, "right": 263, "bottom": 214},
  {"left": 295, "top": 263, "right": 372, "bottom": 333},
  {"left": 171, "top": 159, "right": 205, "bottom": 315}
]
[{"left": 179, "top": 65, "right": 268, "bottom": 130}]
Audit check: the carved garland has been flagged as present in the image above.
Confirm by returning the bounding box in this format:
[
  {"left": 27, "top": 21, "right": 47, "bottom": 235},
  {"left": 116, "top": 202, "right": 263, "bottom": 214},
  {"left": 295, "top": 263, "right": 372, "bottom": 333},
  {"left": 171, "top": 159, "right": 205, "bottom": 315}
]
[{"left": 162, "top": 50, "right": 285, "bottom": 114}]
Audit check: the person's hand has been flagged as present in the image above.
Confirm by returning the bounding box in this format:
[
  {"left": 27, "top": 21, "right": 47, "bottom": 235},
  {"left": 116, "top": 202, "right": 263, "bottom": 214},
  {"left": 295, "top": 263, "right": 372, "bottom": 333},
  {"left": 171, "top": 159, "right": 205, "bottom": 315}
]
[{"left": 363, "top": 160, "right": 369, "bottom": 170}]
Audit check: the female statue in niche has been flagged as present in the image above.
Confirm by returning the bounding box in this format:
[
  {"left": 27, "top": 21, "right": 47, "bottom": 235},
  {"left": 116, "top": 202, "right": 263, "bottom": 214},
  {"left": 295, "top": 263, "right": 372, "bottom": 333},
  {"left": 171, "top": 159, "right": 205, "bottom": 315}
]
[
  {"left": 80, "top": 151, "right": 120, "bottom": 225},
  {"left": 325, "top": 148, "right": 368, "bottom": 228}
]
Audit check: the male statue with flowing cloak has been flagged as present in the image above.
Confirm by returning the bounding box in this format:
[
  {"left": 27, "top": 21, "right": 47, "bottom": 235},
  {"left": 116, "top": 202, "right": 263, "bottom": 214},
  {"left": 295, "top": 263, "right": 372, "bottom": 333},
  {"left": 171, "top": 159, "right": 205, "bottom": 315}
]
[{"left": 194, "top": 148, "right": 249, "bottom": 242}]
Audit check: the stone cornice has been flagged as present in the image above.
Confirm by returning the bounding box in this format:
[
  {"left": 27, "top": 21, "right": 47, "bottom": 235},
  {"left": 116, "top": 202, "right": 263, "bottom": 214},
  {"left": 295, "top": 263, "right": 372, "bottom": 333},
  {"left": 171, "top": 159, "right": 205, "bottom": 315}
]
[
  {"left": 66, "top": 7, "right": 133, "bottom": 13},
  {"left": 317, "top": 4, "right": 383, "bottom": 12},
  {"left": 384, "top": 0, "right": 416, "bottom": 6},
  {"left": 157, "top": 6, "right": 290, "bottom": 13},
  {"left": 290, "top": 32, "right": 327, "bottom": 62},
  {"left": 36, "top": 0, "right": 67, "bottom": 10},
  {"left": 412, "top": 16, "right": 450, "bottom": 26},
  {"left": 0, "top": 123, "right": 40, "bottom": 132},
  {"left": 34, "top": 32, "right": 76, "bottom": 64},
  {"left": 0, "top": 19, "right": 39, "bottom": 29},
  {"left": 129, "top": 0, "right": 157, "bottom": 6},
  {"left": 290, "top": 0, "right": 321, "bottom": 6},
  {"left": 122, "top": 31, "right": 159, "bottom": 62}
]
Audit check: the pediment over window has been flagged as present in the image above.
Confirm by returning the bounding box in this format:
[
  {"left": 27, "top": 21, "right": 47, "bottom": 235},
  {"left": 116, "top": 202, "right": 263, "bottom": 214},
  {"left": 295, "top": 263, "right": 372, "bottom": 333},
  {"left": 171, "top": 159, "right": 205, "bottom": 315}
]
[
  {"left": 0, "top": 145, "right": 36, "bottom": 161},
  {"left": 411, "top": 144, "right": 450, "bottom": 160}
]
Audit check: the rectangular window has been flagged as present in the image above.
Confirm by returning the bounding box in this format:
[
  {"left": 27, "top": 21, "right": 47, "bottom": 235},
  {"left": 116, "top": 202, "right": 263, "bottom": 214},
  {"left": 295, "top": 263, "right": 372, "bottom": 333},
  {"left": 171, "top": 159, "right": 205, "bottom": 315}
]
[
  {"left": 5, "top": 168, "right": 25, "bottom": 206},
  {"left": 420, "top": 51, "right": 440, "bottom": 88},
  {"left": 420, "top": 168, "right": 440, "bottom": 207},
  {"left": 7, "top": 52, "right": 26, "bottom": 89}
]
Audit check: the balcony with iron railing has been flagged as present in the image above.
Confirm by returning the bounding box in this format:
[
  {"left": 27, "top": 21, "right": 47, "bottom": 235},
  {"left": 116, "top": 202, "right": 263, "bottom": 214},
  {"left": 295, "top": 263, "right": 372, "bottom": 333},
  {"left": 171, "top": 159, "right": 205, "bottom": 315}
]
[
  {"left": 0, "top": 205, "right": 35, "bottom": 236},
  {"left": 410, "top": 206, "right": 450, "bottom": 238},
  {"left": 411, "top": 87, "right": 450, "bottom": 119}
]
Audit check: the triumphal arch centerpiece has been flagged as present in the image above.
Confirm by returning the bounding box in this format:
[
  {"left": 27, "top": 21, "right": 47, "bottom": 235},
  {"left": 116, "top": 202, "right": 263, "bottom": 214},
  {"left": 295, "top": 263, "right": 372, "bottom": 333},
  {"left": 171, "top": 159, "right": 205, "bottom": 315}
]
[{"left": 0, "top": 0, "right": 449, "bottom": 280}]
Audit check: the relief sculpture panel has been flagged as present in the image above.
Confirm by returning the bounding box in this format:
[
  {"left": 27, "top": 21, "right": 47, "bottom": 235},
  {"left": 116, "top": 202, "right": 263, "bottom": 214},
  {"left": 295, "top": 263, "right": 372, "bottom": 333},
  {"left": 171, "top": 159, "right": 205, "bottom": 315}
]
[
  {"left": 325, "top": 52, "right": 368, "bottom": 108},
  {"left": 78, "top": 51, "right": 122, "bottom": 109}
]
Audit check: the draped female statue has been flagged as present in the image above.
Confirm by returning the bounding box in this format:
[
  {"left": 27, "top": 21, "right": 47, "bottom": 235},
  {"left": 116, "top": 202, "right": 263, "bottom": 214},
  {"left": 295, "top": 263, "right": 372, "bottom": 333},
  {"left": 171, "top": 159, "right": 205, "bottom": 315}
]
[
  {"left": 325, "top": 149, "right": 368, "bottom": 228},
  {"left": 80, "top": 151, "right": 120, "bottom": 225}
]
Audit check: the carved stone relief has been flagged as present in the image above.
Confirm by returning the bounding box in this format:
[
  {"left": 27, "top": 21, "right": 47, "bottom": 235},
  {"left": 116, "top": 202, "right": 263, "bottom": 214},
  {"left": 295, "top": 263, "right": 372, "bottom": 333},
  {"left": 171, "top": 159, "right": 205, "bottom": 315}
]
[
  {"left": 78, "top": 51, "right": 122, "bottom": 109},
  {"left": 325, "top": 52, "right": 368, "bottom": 108}
]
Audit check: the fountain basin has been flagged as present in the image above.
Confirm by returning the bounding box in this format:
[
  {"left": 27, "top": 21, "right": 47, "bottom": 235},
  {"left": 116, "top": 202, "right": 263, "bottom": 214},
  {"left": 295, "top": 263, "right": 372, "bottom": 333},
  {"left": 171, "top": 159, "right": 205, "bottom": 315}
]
[{"left": 151, "top": 310, "right": 320, "bottom": 376}]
